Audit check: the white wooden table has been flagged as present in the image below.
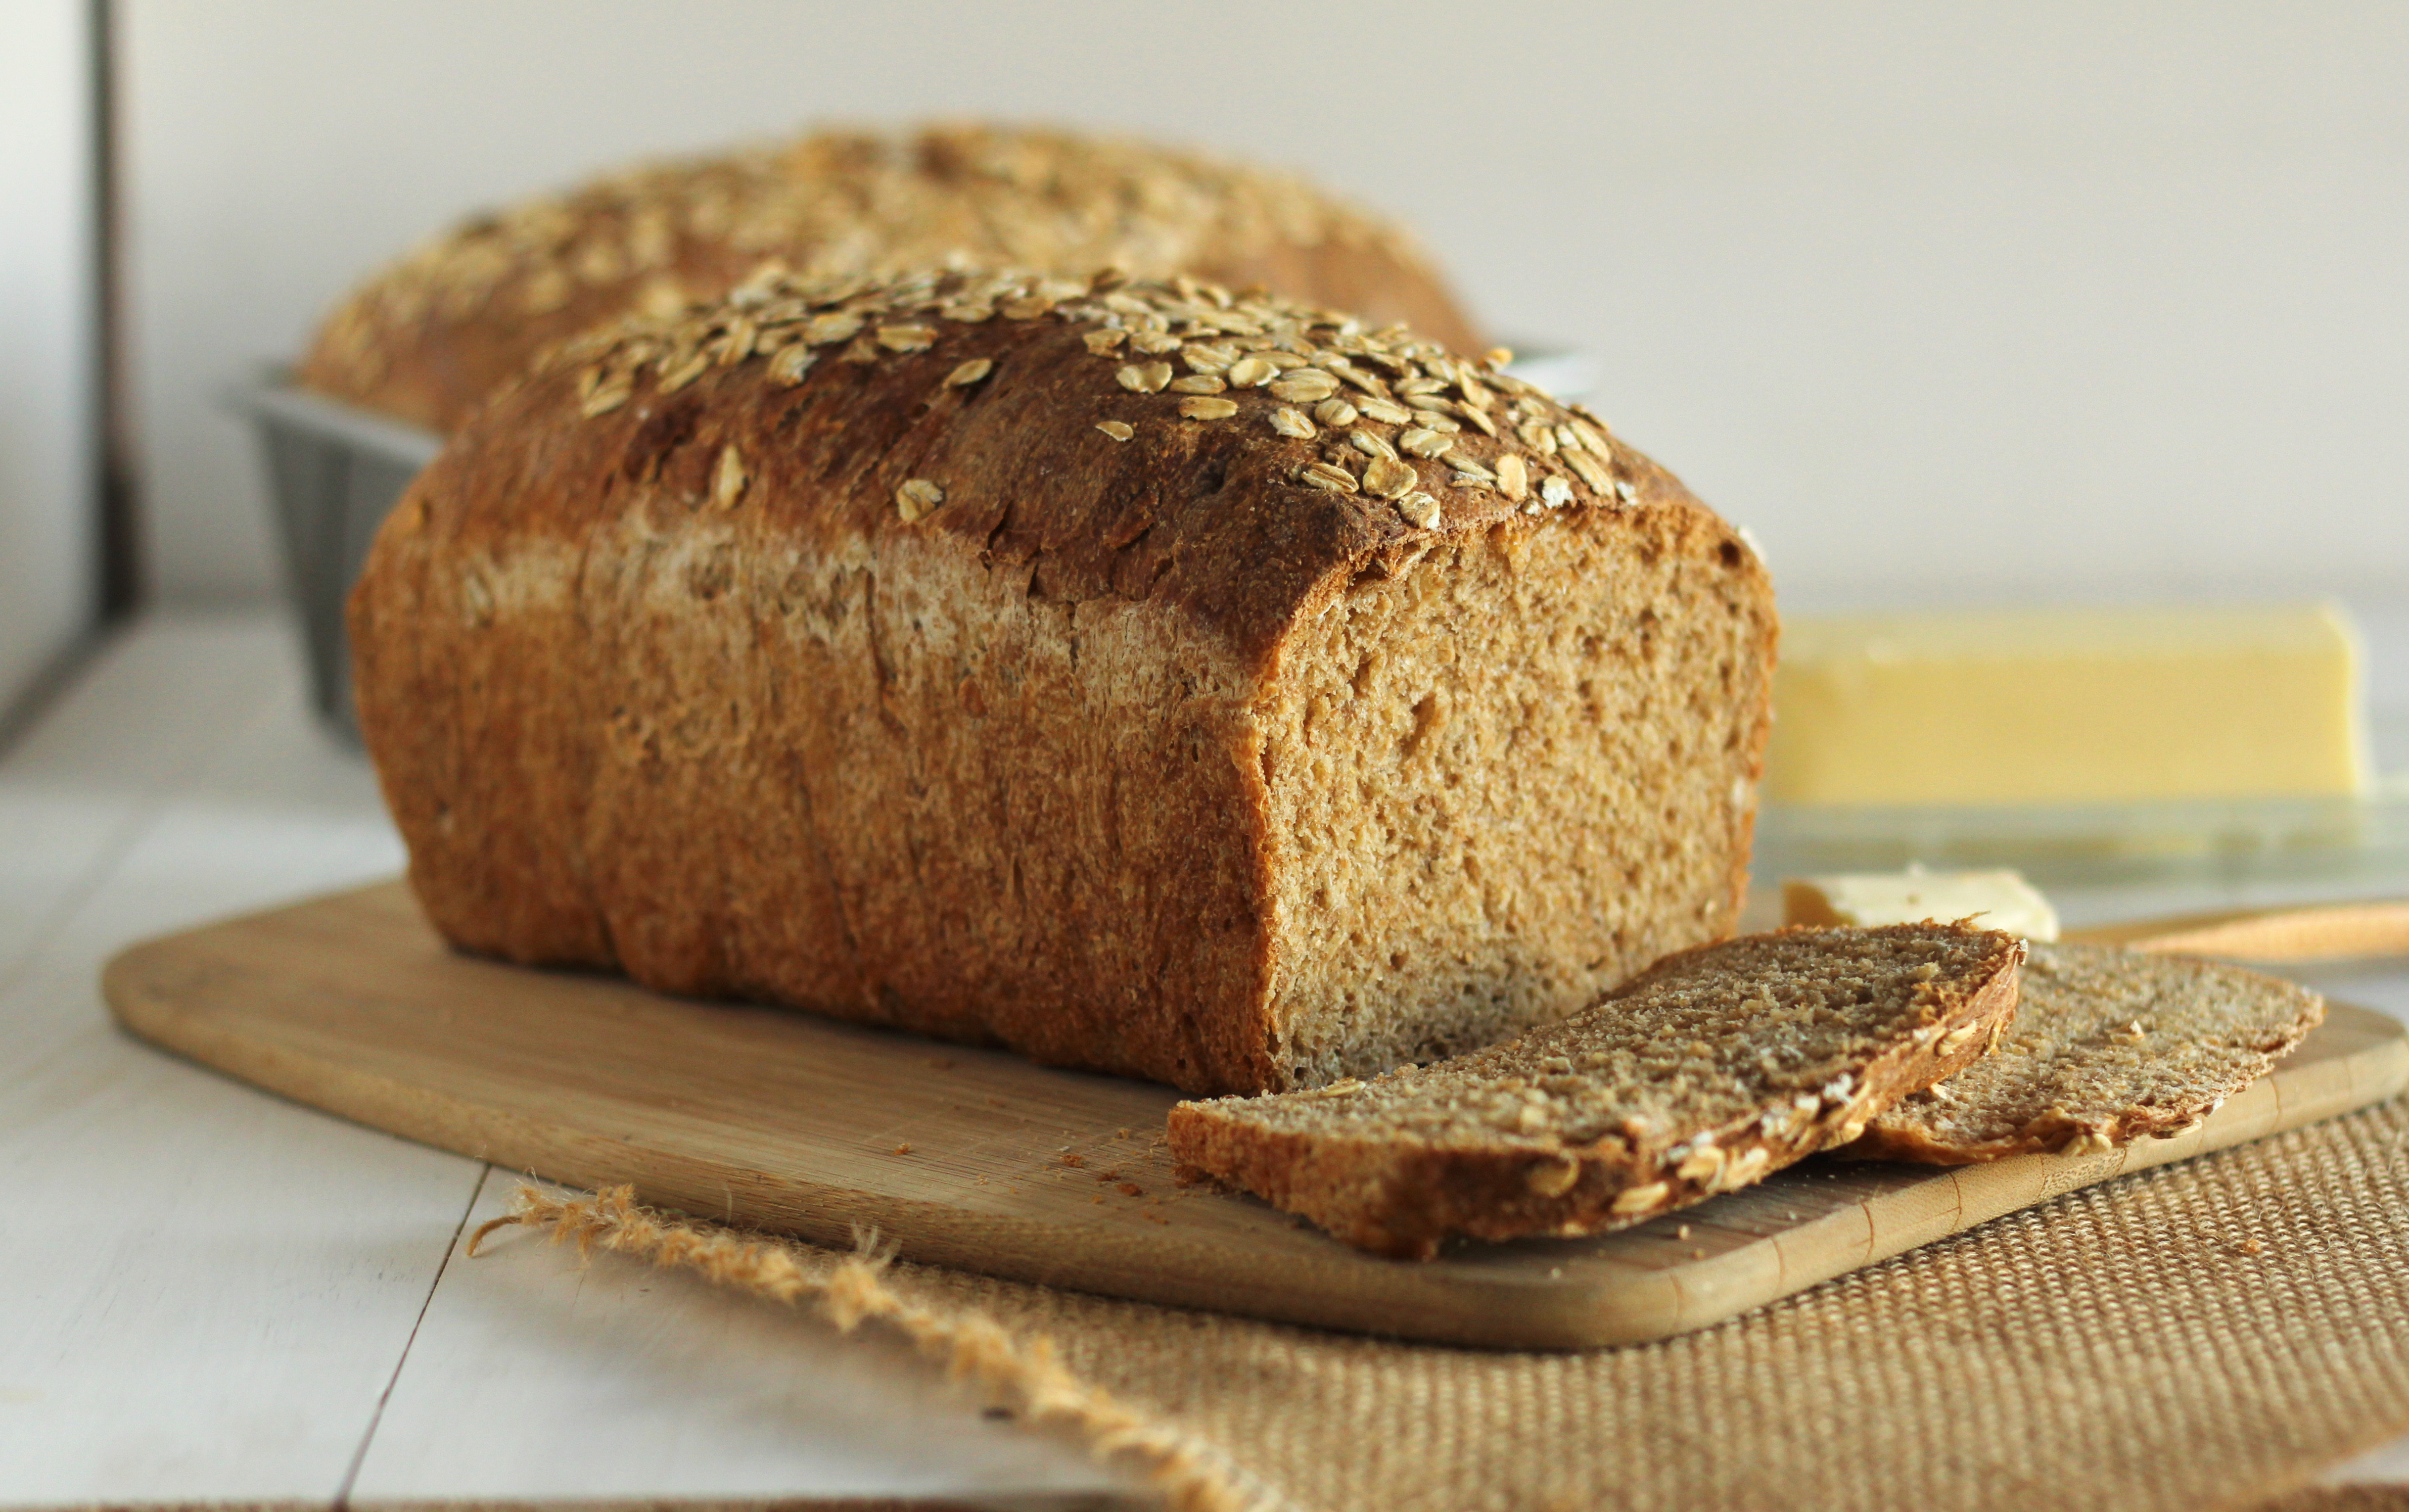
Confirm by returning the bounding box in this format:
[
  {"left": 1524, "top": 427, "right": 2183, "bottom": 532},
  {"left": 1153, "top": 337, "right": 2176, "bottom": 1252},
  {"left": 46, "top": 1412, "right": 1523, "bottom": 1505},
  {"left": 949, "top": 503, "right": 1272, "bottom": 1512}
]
[{"left": 4, "top": 608, "right": 2404, "bottom": 1505}]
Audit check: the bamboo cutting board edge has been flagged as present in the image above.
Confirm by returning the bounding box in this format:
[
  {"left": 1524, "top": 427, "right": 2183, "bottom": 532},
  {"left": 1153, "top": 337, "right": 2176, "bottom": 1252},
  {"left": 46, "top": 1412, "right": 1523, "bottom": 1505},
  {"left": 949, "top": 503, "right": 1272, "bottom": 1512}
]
[{"left": 102, "top": 880, "right": 2409, "bottom": 1350}]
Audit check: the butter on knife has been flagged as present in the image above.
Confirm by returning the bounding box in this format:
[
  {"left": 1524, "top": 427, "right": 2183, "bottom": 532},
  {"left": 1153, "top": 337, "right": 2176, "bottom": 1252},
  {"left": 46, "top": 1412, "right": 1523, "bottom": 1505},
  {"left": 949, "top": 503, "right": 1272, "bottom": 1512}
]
[{"left": 1785, "top": 867, "right": 2060, "bottom": 942}]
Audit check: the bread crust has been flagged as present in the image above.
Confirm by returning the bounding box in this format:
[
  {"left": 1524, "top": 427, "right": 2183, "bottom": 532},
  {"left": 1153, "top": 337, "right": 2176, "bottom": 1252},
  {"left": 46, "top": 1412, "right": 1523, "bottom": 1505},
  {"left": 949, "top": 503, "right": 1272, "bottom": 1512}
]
[
  {"left": 349, "top": 268, "right": 1776, "bottom": 1095},
  {"left": 1167, "top": 925, "right": 2025, "bottom": 1258},
  {"left": 299, "top": 124, "right": 1480, "bottom": 433}
]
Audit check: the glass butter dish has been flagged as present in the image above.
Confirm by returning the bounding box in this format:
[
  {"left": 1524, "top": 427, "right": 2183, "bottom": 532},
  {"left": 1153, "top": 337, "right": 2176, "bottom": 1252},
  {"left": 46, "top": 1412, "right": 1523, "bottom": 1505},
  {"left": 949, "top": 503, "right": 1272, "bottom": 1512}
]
[{"left": 1754, "top": 775, "right": 2409, "bottom": 890}]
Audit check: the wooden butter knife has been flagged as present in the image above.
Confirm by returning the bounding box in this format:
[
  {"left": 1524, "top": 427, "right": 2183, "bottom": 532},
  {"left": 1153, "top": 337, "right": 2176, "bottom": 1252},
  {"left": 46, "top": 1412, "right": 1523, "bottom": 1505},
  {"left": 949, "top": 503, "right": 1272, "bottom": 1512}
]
[{"left": 2063, "top": 899, "right": 2409, "bottom": 962}]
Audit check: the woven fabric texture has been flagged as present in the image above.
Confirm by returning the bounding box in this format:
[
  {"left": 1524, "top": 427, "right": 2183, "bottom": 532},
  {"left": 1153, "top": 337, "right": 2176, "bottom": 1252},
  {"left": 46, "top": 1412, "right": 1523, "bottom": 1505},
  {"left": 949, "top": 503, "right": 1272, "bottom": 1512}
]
[{"left": 493, "top": 1099, "right": 2409, "bottom": 1512}]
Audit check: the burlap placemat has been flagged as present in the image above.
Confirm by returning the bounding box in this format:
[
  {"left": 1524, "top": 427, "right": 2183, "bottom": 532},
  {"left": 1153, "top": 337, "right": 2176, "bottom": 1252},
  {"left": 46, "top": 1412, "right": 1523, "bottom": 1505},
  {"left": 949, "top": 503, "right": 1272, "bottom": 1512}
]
[{"left": 477, "top": 1099, "right": 2409, "bottom": 1512}]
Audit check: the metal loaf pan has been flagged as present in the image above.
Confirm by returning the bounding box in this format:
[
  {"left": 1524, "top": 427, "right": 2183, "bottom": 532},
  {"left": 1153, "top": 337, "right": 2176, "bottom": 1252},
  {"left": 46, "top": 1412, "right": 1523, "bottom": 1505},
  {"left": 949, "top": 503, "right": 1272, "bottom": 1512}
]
[{"left": 246, "top": 379, "right": 444, "bottom": 741}]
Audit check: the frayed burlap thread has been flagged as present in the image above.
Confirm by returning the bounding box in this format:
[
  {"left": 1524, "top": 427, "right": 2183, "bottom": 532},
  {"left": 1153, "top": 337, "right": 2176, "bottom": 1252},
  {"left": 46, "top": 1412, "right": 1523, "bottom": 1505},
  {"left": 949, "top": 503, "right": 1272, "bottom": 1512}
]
[
  {"left": 475, "top": 1099, "right": 2409, "bottom": 1512},
  {"left": 470, "top": 1185, "right": 1265, "bottom": 1512}
]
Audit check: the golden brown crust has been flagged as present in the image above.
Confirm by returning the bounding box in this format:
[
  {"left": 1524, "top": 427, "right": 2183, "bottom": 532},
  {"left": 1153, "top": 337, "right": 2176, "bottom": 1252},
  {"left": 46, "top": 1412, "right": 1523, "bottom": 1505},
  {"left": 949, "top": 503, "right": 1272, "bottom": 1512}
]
[
  {"left": 349, "top": 267, "right": 1775, "bottom": 1095},
  {"left": 298, "top": 123, "right": 1481, "bottom": 433},
  {"left": 1168, "top": 924, "right": 2025, "bottom": 1258}
]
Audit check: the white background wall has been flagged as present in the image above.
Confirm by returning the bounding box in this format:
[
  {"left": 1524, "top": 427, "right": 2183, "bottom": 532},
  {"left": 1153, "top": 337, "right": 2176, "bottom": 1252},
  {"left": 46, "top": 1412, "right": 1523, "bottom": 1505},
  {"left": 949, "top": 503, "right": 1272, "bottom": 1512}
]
[
  {"left": 120, "top": 1, "right": 2409, "bottom": 612},
  {"left": 0, "top": 0, "right": 97, "bottom": 719}
]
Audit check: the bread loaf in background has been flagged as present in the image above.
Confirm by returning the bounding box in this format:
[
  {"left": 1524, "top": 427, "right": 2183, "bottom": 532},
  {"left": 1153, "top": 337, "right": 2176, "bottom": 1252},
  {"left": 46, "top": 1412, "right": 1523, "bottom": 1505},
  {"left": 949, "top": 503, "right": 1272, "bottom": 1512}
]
[
  {"left": 299, "top": 122, "right": 1481, "bottom": 433},
  {"left": 348, "top": 266, "right": 1777, "bottom": 1095}
]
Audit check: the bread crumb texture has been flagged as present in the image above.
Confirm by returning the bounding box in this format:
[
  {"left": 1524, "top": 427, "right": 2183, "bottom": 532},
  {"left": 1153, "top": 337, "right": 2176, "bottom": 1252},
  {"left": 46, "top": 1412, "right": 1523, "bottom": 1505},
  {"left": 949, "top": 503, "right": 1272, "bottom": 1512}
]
[
  {"left": 1847, "top": 942, "right": 2324, "bottom": 1162},
  {"left": 299, "top": 122, "right": 1479, "bottom": 431},
  {"left": 1169, "top": 923, "right": 2023, "bottom": 1257},
  {"left": 349, "top": 265, "right": 1776, "bottom": 1097}
]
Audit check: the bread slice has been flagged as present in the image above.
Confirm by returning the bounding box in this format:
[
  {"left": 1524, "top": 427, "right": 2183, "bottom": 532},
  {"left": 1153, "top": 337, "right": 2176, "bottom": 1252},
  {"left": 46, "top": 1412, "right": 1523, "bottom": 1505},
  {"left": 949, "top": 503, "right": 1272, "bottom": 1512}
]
[
  {"left": 1167, "top": 924, "right": 2024, "bottom": 1258},
  {"left": 348, "top": 265, "right": 1777, "bottom": 1096},
  {"left": 1843, "top": 941, "right": 2323, "bottom": 1163},
  {"left": 300, "top": 123, "right": 1479, "bottom": 433}
]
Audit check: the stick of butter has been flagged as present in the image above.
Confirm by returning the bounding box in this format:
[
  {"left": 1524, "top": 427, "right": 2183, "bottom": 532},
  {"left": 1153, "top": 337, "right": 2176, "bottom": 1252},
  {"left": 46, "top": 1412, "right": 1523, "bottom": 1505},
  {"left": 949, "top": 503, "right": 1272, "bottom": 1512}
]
[
  {"left": 1784, "top": 868, "right": 2059, "bottom": 941},
  {"left": 1765, "top": 603, "right": 2370, "bottom": 807}
]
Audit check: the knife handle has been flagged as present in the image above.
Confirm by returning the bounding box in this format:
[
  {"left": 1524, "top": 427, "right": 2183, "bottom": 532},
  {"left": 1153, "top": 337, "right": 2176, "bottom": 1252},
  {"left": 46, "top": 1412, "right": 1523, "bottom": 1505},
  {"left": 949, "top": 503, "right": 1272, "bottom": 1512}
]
[{"left": 2063, "top": 900, "right": 2409, "bottom": 962}]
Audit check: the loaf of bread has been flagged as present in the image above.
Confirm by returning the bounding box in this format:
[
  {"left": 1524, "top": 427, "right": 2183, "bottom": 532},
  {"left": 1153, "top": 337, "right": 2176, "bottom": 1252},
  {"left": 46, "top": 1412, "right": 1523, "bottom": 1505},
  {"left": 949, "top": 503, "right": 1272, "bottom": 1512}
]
[
  {"left": 348, "top": 266, "right": 1777, "bottom": 1095},
  {"left": 1168, "top": 924, "right": 2024, "bottom": 1257},
  {"left": 300, "top": 123, "right": 1480, "bottom": 433},
  {"left": 1845, "top": 941, "right": 2324, "bottom": 1162}
]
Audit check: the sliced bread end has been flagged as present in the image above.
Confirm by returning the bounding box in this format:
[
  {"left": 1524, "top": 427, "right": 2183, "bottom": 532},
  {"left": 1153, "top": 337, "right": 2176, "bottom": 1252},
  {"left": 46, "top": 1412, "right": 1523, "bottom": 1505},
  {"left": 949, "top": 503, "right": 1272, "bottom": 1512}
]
[
  {"left": 1843, "top": 941, "right": 2324, "bottom": 1164},
  {"left": 1170, "top": 923, "right": 2025, "bottom": 1259}
]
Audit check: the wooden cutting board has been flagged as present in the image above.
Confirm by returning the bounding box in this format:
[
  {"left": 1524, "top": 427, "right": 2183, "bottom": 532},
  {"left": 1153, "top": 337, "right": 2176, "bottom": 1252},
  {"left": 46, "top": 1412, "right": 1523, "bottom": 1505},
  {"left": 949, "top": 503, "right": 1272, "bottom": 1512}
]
[{"left": 105, "top": 880, "right": 2408, "bottom": 1350}]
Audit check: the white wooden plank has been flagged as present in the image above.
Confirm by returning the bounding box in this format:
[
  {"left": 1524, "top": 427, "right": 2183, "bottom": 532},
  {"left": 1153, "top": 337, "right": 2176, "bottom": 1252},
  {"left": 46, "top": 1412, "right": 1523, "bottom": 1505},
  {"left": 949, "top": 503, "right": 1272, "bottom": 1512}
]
[
  {"left": 0, "top": 608, "right": 482, "bottom": 1503},
  {"left": 0, "top": 612, "right": 296, "bottom": 985},
  {"left": 353, "top": 1175, "right": 1137, "bottom": 1504},
  {"left": 0, "top": 1014, "right": 480, "bottom": 1502}
]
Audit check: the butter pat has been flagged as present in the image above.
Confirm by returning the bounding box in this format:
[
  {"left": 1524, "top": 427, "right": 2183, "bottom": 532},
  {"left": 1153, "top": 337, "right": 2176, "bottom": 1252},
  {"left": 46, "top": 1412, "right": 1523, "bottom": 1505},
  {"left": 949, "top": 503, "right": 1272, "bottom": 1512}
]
[
  {"left": 1784, "top": 868, "right": 2059, "bottom": 941},
  {"left": 1766, "top": 604, "right": 2369, "bottom": 807}
]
